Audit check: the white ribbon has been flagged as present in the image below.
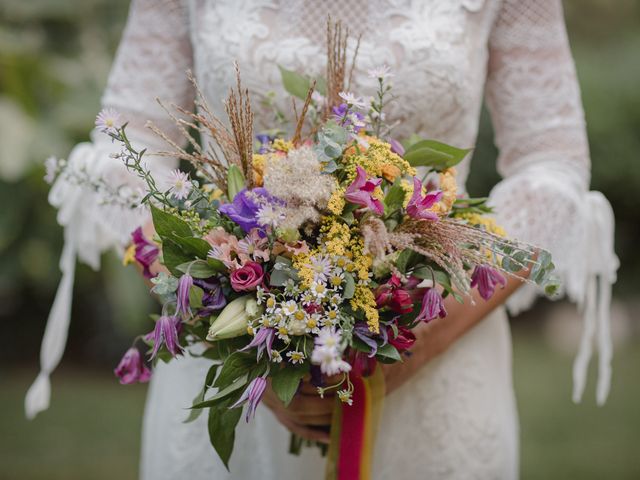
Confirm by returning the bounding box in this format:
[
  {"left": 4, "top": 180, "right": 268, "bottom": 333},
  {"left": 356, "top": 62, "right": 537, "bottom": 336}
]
[{"left": 25, "top": 239, "right": 76, "bottom": 419}]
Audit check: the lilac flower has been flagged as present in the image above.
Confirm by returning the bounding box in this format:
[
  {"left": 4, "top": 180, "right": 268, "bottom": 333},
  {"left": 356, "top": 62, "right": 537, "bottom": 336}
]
[
  {"left": 416, "top": 288, "right": 447, "bottom": 323},
  {"left": 231, "top": 376, "right": 267, "bottom": 422},
  {"left": 240, "top": 327, "right": 275, "bottom": 360},
  {"left": 167, "top": 169, "right": 192, "bottom": 200},
  {"left": 406, "top": 177, "right": 443, "bottom": 221},
  {"left": 114, "top": 347, "right": 151, "bottom": 385},
  {"left": 95, "top": 108, "right": 122, "bottom": 133},
  {"left": 219, "top": 188, "right": 282, "bottom": 233},
  {"left": 345, "top": 166, "right": 384, "bottom": 215},
  {"left": 194, "top": 277, "right": 227, "bottom": 316},
  {"left": 150, "top": 315, "right": 182, "bottom": 359},
  {"left": 131, "top": 227, "right": 159, "bottom": 279},
  {"left": 176, "top": 274, "right": 193, "bottom": 317},
  {"left": 471, "top": 264, "right": 507, "bottom": 300}
]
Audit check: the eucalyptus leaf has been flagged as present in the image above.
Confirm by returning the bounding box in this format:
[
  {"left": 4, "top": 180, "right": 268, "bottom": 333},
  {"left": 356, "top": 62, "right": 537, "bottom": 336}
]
[{"left": 343, "top": 273, "right": 356, "bottom": 299}]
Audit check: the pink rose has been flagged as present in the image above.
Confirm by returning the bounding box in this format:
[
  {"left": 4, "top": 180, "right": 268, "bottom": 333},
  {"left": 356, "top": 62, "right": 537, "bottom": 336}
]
[{"left": 230, "top": 261, "right": 264, "bottom": 292}]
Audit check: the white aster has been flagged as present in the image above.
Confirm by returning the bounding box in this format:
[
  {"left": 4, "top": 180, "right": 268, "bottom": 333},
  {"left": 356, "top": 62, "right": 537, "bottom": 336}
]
[
  {"left": 337, "top": 389, "right": 353, "bottom": 406},
  {"left": 367, "top": 64, "right": 394, "bottom": 80},
  {"left": 338, "top": 91, "right": 367, "bottom": 110},
  {"left": 286, "top": 350, "right": 305, "bottom": 364},
  {"left": 256, "top": 204, "right": 285, "bottom": 228},
  {"left": 95, "top": 108, "right": 122, "bottom": 133},
  {"left": 167, "top": 169, "right": 192, "bottom": 200}
]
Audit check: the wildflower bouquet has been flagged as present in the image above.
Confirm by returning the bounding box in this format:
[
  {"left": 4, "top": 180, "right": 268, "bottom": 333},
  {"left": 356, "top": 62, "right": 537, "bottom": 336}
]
[{"left": 49, "top": 20, "right": 558, "bottom": 478}]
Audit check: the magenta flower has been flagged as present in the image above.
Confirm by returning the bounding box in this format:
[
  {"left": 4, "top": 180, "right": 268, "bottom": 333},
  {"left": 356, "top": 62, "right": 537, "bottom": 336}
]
[
  {"left": 230, "top": 261, "right": 264, "bottom": 292},
  {"left": 345, "top": 166, "right": 384, "bottom": 215},
  {"left": 231, "top": 376, "right": 268, "bottom": 422},
  {"left": 406, "top": 177, "right": 442, "bottom": 221},
  {"left": 149, "top": 315, "right": 182, "bottom": 359},
  {"left": 114, "top": 347, "right": 151, "bottom": 385},
  {"left": 240, "top": 328, "right": 275, "bottom": 360},
  {"left": 131, "top": 227, "right": 159, "bottom": 279},
  {"left": 176, "top": 274, "right": 193, "bottom": 317},
  {"left": 471, "top": 264, "right": 507, "bottom": 300},
  {"left": 416, "top": 288, "right": 447, "bottom": 322}
]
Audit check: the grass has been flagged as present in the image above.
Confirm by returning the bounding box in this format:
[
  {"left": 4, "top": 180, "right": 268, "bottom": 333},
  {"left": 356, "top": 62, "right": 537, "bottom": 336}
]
[{"left": 1, "top": 328, "right": 638, "bottom": 479}]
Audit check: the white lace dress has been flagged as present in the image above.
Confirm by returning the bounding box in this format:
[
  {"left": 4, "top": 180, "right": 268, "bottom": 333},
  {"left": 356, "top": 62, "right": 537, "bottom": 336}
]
[{"left": 27, "top": 1, "right": 619, "bottom": 479}]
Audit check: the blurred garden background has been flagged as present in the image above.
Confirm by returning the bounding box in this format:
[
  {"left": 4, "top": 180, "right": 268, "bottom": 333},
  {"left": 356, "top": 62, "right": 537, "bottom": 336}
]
[{"left": 1, "top": 0, "right": 639, "bottom": 478}]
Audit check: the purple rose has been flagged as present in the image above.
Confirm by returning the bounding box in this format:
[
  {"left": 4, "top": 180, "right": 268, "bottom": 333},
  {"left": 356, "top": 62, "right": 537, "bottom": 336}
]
[{"left": 230, "top": 261, "right": 264, "bottom": 292}]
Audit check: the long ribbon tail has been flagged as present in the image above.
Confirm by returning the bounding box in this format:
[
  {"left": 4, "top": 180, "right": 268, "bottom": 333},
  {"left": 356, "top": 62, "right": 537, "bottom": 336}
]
[
  {"left": 25, "top": 239, "right": 76, "bottom": 419},
  {"left": 325, "top": 365, "right": 385, "bottom": 480}
]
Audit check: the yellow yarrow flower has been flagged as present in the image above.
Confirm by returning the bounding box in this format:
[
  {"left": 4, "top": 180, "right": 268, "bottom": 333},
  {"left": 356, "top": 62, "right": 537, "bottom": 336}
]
[
  {"left": 458, "top": 212, "right": 507, "bottom": 237},
  {"left": 342, "top": 137, "right": 415, "bottom": 184},
  {"left": 351, "top": 285, "right": 379, "bottom": 333},
  {"left": 273, "top": 138, "right": 293, "bottom": 153},
  {"left": 327, "top": 187, "right": 346, "bottom": 215},
  {"left": 431, "top": 168, "right": 458, "bottom": 216}
]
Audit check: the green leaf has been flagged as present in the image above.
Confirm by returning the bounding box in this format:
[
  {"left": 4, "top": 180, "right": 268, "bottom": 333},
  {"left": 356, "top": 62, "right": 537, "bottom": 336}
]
[
  {"left": 403, "top": 140, "right": 471, "bottom": 170},
  {"left": 376, "top": 343, "right": 402, "bottom": 362},
  {"left": 227, "top": 165, "right": 246, "bottom": 200},
  {"left": 151, "top": 205, "right": 192, "bottom": 239},
  {"left": 177, "top": 259, "right": 221, "bottom": 278},
  {"left": 214, "top": 352, "right": 256, "bottom": 390},
  {"left": 271, "top": 363, "right": 309, "bottom": 406},
  {"left": 384, "top": 180, "right": 405, "bottom": 212},
  {"left": 193, "top": 373, "right": 249, "bottom": 409},
  {"left": 171, "top": 235, "right": 213, "bottom": 259},
  {"left": 188, "top": 284, "right": 204, "bottom": 309},
  {"left": 342, "top": 273, "right": 356, "bottom": 299},
  {"left": 208, "top": 398, "right": 242, "bottom": 470},
  {"left": 278, "top": 65, "right": 315, "bottom": 100},
  {"left": 161, "top": 239, "right": 193, "bottom": 276},
  {"left": 396, "top": 249, "right": 419, "bottom": 274}
]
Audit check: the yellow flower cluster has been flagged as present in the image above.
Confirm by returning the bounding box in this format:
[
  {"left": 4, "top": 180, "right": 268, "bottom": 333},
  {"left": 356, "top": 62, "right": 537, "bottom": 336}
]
[
  {"left": 320, "top": 217, "right": 352, "bottom": 257},
  {"left": 431, "top": 168, "right": 458, "bottom": 216},
  {"left": 273, "top": 138, "right": 293, "bottom": 153},
  {"left": 292, "top": 252, "right": 315, "bottom": 289},
  {"left": 342, "top": 137, "right": 416, "bottom": 184},
  {"left": 252, "top": 153, "right": 266, "bottom": 186},
  {"left": 458, "top": 213, "right": 507, "bottom": 237},
  {"left": 351, "top": 285, "right": 379, "bottom": 333},
  {"left": 327, "top": 187, "right": 346, "bottom": 215}
]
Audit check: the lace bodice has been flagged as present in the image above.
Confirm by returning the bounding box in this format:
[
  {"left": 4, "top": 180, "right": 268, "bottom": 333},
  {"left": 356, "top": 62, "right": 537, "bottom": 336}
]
[{"left": 29, "top": 0, "right": 617, "bottom": 438}]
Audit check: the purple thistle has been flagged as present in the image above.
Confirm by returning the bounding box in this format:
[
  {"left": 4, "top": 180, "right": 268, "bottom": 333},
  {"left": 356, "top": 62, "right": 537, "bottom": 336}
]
[
  {"left": 149, "top": 315, "right": 182, "bottom": 359},
  {"left": 406, "top": 177, "right": 442, "bottom": 221},
  {"left": 416, "top": 288, "right": 447, "bottom": 323},
  {"left": 471, "top": 264, "right": 507, "bottom": 300},
  {"left": 240, "top": 328, "right": 275, "bottom": 360},
  {"left": 131, "top": 227, "right": 159, "bottom": 279},
  {"left": 231, "top": 376, "right": 267, "bottom": 422},
  {"left": 114, "top": 347, "right": 151, "bottom": 385},
  {"left": 176, "top": 274, "right": 193, "bottom": 317}
]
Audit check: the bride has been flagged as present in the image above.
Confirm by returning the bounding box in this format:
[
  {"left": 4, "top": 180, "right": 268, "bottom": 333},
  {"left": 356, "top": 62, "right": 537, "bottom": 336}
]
[{"left": 27, "top": 0, "right": 618, "bottom": 478}]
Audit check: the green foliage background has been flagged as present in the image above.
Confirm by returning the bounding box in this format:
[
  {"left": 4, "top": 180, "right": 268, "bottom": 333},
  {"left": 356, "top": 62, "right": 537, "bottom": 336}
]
[{"left": 0, "top": 0, "right": 638, "bottom": 478}]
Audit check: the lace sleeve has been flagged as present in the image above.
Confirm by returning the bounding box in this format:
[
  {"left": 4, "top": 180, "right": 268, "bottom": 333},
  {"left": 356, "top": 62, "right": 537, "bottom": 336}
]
[
  {"left": 485, "top": 0, "right": 618, "bottom": 405},
  {"left": 26, "top": 0, "right": 194, "bottom": 419}
]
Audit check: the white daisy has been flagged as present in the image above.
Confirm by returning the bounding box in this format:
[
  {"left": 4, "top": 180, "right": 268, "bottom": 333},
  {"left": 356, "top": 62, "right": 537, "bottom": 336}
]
[
  {"left": 337, "top": 389, "right": 353, "bottom": 406},
  {"left": 286, "top": 350, "right": 305, "bottom": 364},
  {"left": 256, "top": 204, "right": 285, "bottom": 228}
]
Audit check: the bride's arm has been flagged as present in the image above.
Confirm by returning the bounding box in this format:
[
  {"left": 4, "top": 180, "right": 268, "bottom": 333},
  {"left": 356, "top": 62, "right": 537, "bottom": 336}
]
[{"left": 26, "top": 0, "right": 193, "bottom": 419}]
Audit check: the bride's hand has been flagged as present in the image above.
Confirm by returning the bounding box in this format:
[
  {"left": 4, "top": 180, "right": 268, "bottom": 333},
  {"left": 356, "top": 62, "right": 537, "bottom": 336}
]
[{"left": 261, "top": 379, "right": 335, "bottom": 444}]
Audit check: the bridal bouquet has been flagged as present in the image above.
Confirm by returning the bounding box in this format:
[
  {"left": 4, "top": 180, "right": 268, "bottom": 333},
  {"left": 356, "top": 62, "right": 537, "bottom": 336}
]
[{"left": 48, "top": 21, "right": 557, "bottom": 477}]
